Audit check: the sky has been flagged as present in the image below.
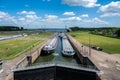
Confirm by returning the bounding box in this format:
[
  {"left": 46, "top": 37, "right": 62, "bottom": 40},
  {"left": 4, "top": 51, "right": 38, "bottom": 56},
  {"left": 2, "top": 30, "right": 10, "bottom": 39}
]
[{"left": 0, "top": 0, "right": 120, "bottom": 29}]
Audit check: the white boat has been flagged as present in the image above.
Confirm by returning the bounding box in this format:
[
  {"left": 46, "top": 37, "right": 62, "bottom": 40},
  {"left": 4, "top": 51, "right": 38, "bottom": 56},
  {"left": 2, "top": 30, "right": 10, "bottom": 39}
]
[{"left": 62, "top": 35, "right": 75, "bottom": 57}]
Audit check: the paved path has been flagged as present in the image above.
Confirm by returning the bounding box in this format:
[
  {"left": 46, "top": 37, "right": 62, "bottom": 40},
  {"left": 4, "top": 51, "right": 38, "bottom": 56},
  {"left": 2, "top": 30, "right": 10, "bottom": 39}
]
[{"left": 68, "top": 35, "right": 120, "bottom": 80}]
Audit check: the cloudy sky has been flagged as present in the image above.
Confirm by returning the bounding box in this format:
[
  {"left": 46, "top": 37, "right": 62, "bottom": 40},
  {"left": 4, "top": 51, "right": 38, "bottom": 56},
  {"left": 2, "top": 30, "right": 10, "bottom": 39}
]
[{"left": 0, "top": 0, "right": 120, "bottom": 29}]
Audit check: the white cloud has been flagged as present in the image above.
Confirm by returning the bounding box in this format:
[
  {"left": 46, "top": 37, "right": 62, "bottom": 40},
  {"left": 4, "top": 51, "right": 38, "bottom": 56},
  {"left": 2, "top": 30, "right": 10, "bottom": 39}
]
[
  {"left": 92, "top": 17, "right": 108, "bottom": 24},
  {"left": 16, "top": 11, "right": 40, "bottom": 25},
  {"left": 62, "top": 0, "right": 100, "bottom": 8},
  {"left": 100, "top": 13, "right": 120, "bottom": 17},
  {"left": 98, "top": 1, "right": 120, "bottom": 17},
  {"left": 0, "top": 12, "right": 7, "bottom": 18},
  {"left": 63, "top": 12, "right": 75, "bottom": 16},
  {"left": 0, "top": 11, "right": 117, "bottom": 28},
  {"left": 16, "top": 11, "right": 41, "bottom": 28},
  {"left": 45, "top": 14, "right": 58, "bottom": 20},
  {"left": 80, "top": 14, "right": 89, "bottom": 18},
  {"left": 18, "top": 17, "right": 25, "bottom": 21},
  {"left": 0, "top": 11, "right": 17, "bottom": 26},
  {"left": 61, "top": 17, "right": 81, "bottom": 22},
  {"left": 81, "top": 17, "right": 109, "bottom": 27},
  {"left": 17, "top": 11, "right": 36, "bottom": 15},
  {"left": 25, "top": 15, "right": 39, "bottom": 20}
]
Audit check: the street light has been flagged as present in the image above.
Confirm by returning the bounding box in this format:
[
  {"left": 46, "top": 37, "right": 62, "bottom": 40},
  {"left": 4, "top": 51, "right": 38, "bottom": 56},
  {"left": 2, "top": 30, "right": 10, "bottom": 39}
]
[{"left": 89, "top": 32, "right": 91, "bottom": 56}]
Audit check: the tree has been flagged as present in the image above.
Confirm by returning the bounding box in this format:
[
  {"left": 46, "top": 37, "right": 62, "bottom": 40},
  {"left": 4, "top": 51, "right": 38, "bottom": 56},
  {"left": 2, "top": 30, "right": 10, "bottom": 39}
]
[
  {"left": 20, "top": 27, "right": 24, "bottom": 30},
  {"left": 115, "top": 29, "right": 120, "bottom": 37}
]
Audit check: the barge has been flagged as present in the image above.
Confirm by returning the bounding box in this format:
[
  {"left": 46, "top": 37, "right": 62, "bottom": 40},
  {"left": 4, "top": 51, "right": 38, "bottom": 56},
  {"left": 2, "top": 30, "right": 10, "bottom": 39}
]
[
  {"left": 62, "top": 35, "right": 75, "bottom": 57},
  {"left": 42, "top": 36, "right": 58, "bottom": 55}
]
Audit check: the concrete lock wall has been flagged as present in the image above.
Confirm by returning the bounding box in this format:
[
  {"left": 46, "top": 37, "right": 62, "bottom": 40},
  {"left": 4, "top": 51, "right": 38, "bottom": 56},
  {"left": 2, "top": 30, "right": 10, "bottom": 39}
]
[
  {"left": 15, "top": 46, "right": 41, "bottom": 69},
  {"left": 67, "top": 35, "right": 87, "bottom": 64},
  {"left": 67, "top": 35, "right": 97, "bottom": 68},
  {"left": 31, "top": 48, "right": 40, "bottom": 63}
]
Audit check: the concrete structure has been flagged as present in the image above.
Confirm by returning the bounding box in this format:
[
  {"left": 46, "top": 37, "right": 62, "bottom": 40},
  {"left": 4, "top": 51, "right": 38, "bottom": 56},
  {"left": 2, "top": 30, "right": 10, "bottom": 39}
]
[{"left": 14, "top": 62, "right": 100, "bottom": 80}]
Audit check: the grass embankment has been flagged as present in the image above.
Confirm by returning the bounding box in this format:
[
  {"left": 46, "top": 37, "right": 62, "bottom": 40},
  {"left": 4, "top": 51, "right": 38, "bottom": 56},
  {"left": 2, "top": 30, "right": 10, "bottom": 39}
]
[
  {"left": 69, "top": 31, "right": 120, "bottom": 54},
  {"left": 0, "top": 32, "right": 52, "bottom": 60}
]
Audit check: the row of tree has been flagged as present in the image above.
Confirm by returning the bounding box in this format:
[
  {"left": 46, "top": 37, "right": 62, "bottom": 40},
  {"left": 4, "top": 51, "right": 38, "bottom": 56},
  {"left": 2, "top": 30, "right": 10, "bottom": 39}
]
[
  {"left": 0, "top": 26, "right": 24, "bottom": 31},
  {"left": 70, "top": 27, "right": 120, "bottom": 38},
  {"left": 90, "top": 28, "right": 120, "bottom": 38}
]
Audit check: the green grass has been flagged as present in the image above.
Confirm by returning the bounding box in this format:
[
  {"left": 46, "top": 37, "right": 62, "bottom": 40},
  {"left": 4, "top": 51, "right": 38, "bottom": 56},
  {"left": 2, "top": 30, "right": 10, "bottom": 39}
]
[
  {"left": 69, "top": 31, "right": 120, "bottom": 54},
  {"left": 0, "top": 32, "right": 53, "bottom": 60}
]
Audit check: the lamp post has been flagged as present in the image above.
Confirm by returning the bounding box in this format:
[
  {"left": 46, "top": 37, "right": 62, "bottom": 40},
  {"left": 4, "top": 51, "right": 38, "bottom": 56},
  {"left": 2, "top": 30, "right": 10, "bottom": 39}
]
[{"left": 89, "top": 32, "right": 91, "bottom": 56}]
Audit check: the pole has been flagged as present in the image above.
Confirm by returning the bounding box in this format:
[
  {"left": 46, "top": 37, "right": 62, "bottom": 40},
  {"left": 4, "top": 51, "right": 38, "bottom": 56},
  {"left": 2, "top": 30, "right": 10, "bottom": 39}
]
[{"left": 89, "top": 32, "right": 91, "bottom": 56}]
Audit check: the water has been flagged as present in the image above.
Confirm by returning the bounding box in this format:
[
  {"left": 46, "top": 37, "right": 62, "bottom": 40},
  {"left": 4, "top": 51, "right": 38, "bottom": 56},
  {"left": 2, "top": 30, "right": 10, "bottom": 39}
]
[{"left": 34, "top": 36, "right": 79, "bottom": 64}]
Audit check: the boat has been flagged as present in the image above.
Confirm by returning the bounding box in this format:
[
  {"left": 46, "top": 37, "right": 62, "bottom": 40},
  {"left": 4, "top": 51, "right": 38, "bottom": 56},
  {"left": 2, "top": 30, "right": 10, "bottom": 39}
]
[
  {"left": 42, "top": 36, "right": 58, "bottom": 55},
  {"left": 62, "top": 35, "right": 75, "bottom": 57},
  {"left": 58, "top": 32, "right": 66, "bottom": 38}
]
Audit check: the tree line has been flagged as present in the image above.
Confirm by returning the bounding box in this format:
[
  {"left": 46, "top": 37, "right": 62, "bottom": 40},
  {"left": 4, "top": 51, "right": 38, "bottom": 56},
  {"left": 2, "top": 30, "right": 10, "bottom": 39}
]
[
  {"left": 0, "top": 26, "right": 24, "bottom": 31},
  {"left": 70, "top": 27, "right": 120, "bottom": 38}
]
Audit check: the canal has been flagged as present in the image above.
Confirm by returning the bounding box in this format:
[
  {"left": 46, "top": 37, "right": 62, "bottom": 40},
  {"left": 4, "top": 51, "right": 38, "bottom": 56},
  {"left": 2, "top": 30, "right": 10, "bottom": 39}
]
[
  {"left": 14, "top": 35, "right": 100, "bottom": 80},
  {"left": 33, "top": 36, "right": 80, "bottom": 65}
]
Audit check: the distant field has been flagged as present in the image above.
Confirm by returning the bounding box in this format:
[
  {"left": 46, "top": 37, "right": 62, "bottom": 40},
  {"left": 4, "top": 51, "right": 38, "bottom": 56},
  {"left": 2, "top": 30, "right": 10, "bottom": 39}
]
[
  {"left": 69, "top": 31, "right": 120, "bottom": 54},
  {"left": 0, "top": 32, "right": 52, "bottom": 60}
]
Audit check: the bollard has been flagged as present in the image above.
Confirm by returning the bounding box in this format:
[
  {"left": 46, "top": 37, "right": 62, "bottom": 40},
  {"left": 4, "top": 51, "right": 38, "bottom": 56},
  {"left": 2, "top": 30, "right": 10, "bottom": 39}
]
[
  {"left": 0, "top": 60, "right": 3, "bottom": 73},
  {"left": 27, "top": 56, "right": 32, "bottom": 66}
]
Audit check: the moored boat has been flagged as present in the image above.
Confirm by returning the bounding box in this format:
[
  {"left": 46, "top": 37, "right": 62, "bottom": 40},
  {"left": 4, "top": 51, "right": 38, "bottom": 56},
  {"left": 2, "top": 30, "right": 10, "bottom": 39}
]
[
  {"left": 42, "top": 36, "right": 58, "bottom": 55},
  {"left": 62, "top": 35, "right": 75, "bottom": 57}
]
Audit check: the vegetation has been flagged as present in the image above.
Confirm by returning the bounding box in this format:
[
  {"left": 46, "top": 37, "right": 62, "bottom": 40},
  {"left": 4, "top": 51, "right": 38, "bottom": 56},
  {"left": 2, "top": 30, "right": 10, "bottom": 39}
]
[
  {"left": 0, "top": 32, "right": 52, "bottom": 60},
  {"left": 69, "top": 31, "right": 120, "bottom": 54},
  {"left": 90, "top": 28, "right": 120, "bottom": 38},
  {"left": 70, "top": 27, "right": 120, "bottom": 38},
  {"left": 0, "top": 26, "right": 24, "bottom": 31}
]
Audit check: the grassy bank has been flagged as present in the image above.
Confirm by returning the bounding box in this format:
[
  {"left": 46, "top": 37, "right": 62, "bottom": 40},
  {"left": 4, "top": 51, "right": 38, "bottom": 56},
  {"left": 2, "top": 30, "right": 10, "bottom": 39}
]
[
  {"left": 0, "top": 32, "right": 53, "bottom": 60},
  {"left": 69, "top": 31, "right": 120, "bottom": 54}
]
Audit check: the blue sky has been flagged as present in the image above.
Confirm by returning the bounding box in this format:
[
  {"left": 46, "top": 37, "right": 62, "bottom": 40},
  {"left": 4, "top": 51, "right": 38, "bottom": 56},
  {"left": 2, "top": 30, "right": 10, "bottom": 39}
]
[{"left": 0, "top": 0, "right": 120, "bottom": 28}]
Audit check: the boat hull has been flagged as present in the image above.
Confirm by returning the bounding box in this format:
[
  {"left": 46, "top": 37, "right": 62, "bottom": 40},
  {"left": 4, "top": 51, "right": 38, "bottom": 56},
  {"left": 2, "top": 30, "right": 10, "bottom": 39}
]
[
  {"left": 62, "top": 51, "right": 75, "bottom": 57},
  {"left": 41, "top": 49, "right": 55, "bottom": 55}
]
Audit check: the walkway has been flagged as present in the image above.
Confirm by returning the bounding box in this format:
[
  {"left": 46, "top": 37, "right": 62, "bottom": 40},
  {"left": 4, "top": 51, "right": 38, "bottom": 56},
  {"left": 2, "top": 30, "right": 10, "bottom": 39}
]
[{"left": 68, "top": 35, "right": 120, "bottom": 80}]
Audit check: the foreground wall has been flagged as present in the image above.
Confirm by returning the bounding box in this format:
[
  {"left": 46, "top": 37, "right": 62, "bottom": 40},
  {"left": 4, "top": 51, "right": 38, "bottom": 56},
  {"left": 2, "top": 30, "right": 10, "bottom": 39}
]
[{"left": 14, "top": 66, "right": 99, "bottom": 80}]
